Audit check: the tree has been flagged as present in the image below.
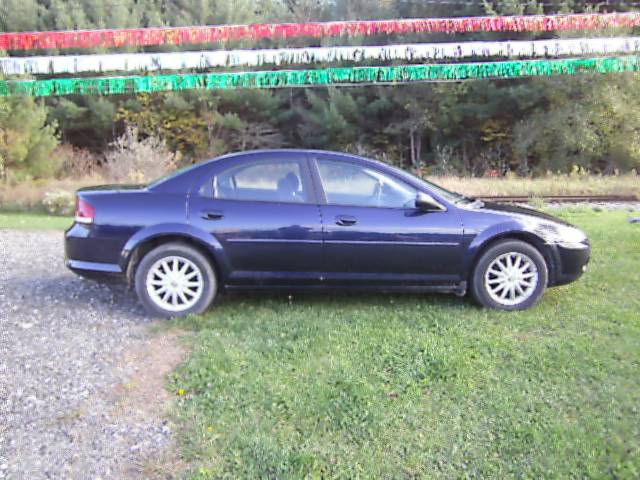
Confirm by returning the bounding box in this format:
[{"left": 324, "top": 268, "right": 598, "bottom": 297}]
[
  {"left": 0, "top": 97, "right": 59, "bottom": 180},
  {"left": 49, "top": 97, "right": 115, "bottom": 150},
  {"left": 1, "top": 0, "right": 639, "bottom": 176},
  {"left": 0, "top": 0, "right": 42, "bottom": 33},
  {"left": 117, "top": 93, "right": 210, "bottom": 160},
  {"left": 514, "top": 75, "right": 640, "bottom": 173}
]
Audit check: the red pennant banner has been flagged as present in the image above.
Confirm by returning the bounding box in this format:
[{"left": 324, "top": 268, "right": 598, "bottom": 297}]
[{"left": 1, "top": 13, "right": 639, "bottom": 51}]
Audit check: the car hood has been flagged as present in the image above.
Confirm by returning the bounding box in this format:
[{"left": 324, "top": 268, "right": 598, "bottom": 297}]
[{"left": 467, "top": 201, "right": 573, "bottom": 226}]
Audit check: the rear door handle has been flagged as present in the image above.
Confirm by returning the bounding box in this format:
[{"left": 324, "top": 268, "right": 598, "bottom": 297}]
[
  {"left": 335, "top": 215, "right": 357, "bottom": 227},
  {"left": 201, "top": 210, "right": 224, "bottom": 221}
]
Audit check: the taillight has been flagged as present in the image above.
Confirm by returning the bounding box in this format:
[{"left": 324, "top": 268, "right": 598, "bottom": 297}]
[{"left": 75, "top": 197, "right": 95, "bottom": 225}]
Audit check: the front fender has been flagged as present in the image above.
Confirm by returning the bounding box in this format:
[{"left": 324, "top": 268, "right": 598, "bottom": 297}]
[
  {"left": 462, "top": 220, "right": 548, "bottom": 276},
  {"left": 119, "top": 223, "right": 231, "bottom": 277}
]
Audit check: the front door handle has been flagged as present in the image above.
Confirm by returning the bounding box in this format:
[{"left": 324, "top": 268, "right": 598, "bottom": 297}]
[
  {"left": 335, "top": 215, "right": 357, "bottom": 227},
  {"left": 201, "top": 210, "right": 224, "bottom": 221}
]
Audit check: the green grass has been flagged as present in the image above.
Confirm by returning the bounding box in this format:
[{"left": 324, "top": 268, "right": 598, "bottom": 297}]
[
  {"left": 0, "top": 212, "right": 72, "bottom": 230},
  {"left": 170, "top": 210, "right": 640, "bottom": 479}
]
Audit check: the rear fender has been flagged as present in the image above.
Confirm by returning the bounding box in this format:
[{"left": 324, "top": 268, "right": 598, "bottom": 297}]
[{"left": 119, "top": 223, "right": 231, "bottom": 278}]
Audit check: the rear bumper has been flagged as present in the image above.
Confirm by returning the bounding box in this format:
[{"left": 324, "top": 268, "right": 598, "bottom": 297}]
[
  {"left": 549, "top": 242, "right": 591, "bottom": 286},
  {"left": 66, "top": 259, "right": 123, "bottom": 282},
  {"left": 66, "top": 259, "right": 122, "bottom": 274},
  {"left": 65, "top": 223, "right": 125, "bottom": 280}
]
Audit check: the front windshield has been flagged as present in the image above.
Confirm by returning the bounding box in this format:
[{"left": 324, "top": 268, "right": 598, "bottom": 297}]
[
  {"left": 392, "top": 167, "right": 474, "bottom": 205},
  {"left": 420, "top": 178, "right": 474, "bottom": 204}
]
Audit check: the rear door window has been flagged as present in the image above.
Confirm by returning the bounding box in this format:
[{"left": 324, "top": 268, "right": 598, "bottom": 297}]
[{"left": 213, "top": 160, "right": 310, "bottom": 203}]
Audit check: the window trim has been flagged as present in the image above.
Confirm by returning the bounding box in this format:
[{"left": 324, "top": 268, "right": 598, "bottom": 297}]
[
  {"left": 198, "top": 156, "right": 318, "bottom": 206},
  {"left": 310, "top": 156, "right": 432, "bottom": 211}
]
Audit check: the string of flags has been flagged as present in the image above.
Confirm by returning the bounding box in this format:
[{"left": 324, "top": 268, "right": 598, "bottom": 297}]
[
  {"left": 1, "top": 12, "right": 639, "bottom": 50},
  {"left": 3, "top": 37, "right": 640, "bottom": 75},
  {"left": 3, "top": 57, "right": 639, "bottom": 98},
  {"left": 1, "top": 12, "right": 639, "bottom": 97}
]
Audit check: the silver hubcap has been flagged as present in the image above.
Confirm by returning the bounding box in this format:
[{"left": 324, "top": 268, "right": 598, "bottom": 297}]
[
  {"left": 146, "top": 256, "right": 204, "bottom": 313},
  {"left": 485, "top": 252, "right": 539, "bottom": 306}
]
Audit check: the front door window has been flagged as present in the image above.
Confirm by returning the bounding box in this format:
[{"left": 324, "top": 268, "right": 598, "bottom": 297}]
[{"left": 317, "top": 160, "right": 417, "bottom": 209}]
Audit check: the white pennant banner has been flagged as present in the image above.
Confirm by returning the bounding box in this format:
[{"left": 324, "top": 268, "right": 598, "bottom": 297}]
[{"left": 3, "top": 37, "right": 640, "bottom": 75}]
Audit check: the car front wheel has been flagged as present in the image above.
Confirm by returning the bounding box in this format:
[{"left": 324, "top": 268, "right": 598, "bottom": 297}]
[
  {"left": 134, "top": 242, "right": 217, "bottom": 318},
  {"left": 471, "top": 240, "right": 548, "bottom": 311}
]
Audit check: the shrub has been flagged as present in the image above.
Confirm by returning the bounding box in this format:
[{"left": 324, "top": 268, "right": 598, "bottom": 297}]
[
  {"left": 56, "top": 145, "right": 101, "bottom": 179},
  {"left": 104, "top": 126, "right": 178, "bottom": 183},
  {"left": 0, "top": 176, "right": 104, "bottom": 212},
  {"left": 42, "top": 190, "right": 74, "bottom": 216}
]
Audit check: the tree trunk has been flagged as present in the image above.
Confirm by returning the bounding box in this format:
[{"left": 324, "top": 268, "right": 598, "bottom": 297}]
[
  {"left": 409, "top": 127, "right": 415, "bottom": 168},
  {"left": 462, "top": 141, "right": 470, "bottom": 175}
]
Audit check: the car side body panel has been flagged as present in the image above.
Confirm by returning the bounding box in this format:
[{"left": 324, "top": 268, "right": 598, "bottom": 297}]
[
  {"left": 186, "top": 151, "right": 325, "bottom": 286},
  {"left": 188, "top": 198, "right": 324, "bottom": 285},
  {"left": 66, "top": 190, "right": 188, "bottom": 273},
  {"left": 119, "top": 222, "right": 230, "bottom": 275},
  {"left": 305, "top": 152, "right": 464, "bottom": 286}
]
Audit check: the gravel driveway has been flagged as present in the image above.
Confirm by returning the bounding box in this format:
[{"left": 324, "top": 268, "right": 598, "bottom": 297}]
[{"left": 0, "top": 230, "right": 184, "bottom": 479}]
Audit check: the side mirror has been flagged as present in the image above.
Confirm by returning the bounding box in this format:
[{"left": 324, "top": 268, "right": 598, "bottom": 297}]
[{"left": 415, "top": 192, "right": 445, "bottom": 211}]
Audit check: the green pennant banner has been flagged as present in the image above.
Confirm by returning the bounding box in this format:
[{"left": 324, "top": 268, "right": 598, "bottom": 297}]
[{"left": 2, "top": 56, "right": 639, "bottom": 97}]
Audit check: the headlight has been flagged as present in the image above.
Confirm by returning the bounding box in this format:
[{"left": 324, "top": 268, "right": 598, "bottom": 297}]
[{"left": 534, "top": 223, "right": 588, "bottom": 249}]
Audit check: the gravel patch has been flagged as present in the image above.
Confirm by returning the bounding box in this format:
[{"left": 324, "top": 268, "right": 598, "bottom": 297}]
[{"left": 0, "top": 230, "right": 183, "bottom": 479}]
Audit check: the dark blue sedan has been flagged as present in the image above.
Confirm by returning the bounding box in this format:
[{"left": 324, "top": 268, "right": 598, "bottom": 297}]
[{"left": 65, "top": 149, "right": 590, "bottom": 317}]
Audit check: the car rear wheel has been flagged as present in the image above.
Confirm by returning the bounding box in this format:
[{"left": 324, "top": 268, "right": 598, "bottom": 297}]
[
  {"left": 471, "top": 240, "right": 548, "bottom": 311},
  {"left": 134, "top": 243, "right": 217, "bottom": 318}
]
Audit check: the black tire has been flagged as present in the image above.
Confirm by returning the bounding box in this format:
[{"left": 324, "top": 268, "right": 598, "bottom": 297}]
[
  {"left": 470, "top": 240, "right": 548, "bottom": 311},
  {"left": 134, "top": 242, "right": 217, "bottom": 318}
]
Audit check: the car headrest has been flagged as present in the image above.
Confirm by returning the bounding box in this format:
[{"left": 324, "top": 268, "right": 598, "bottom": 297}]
[{"left": 278, "top": 172, "right": 300, "bottom": 195}]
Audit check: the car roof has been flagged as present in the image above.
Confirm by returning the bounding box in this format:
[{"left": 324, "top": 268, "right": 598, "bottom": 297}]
[
  {"left": 208, "top": 149, "right": 369, "bottom": 162},
  {"left": 202, "top": 149, "right": 394, "bottom": 172},
  {"left": 150, "top": 149, "right": 395, "bottom": 192}
]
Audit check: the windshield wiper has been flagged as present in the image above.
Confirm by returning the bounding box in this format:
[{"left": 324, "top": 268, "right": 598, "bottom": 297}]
[
  {"left": 455, "top": 196, "right": 484, "bottom": 207},
  {"left": 453, "top": 195, "right": 474, "bottom": 204}
]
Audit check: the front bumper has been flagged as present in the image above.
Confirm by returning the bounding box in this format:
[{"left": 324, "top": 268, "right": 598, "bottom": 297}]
[{"left": 549, "top": 241, "right": 591, "bottom": 286}]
